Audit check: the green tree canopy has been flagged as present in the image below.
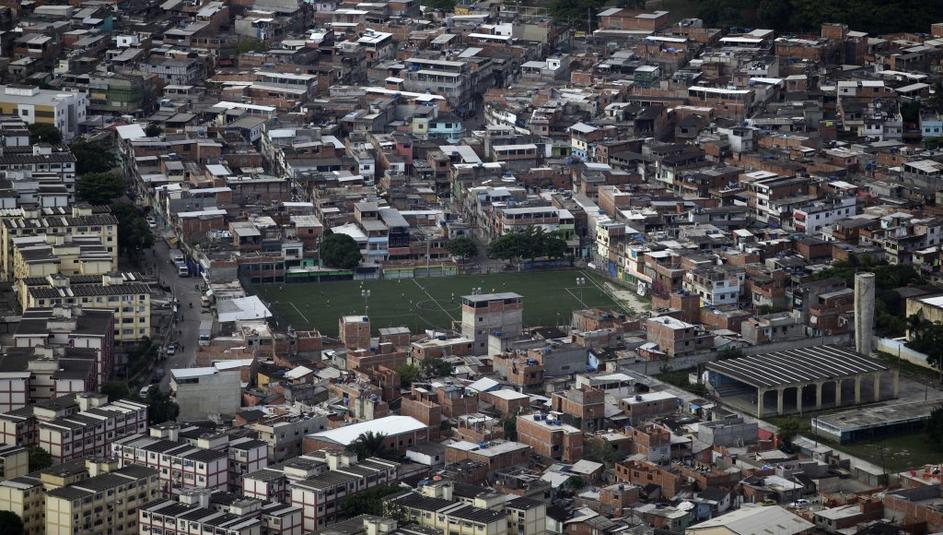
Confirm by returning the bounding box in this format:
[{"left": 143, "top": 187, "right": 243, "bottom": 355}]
[
  {"left": 0, "top": 511, "right": 25, "bottom": 535},
  {"left": 346, "top": 431, "right": 391, "bottom": 460},
  {"left": 28, "top": 446, "right": 52, "bottom": 472},
  {"left": 320, "top": 233, "right": 362, "bottom": 269},
  {"left": 146, "top": 388, "right": 179, "bottom": 424},
  {"left": 927, "top": 406, "right": 943, "bottom": 444},
  {"left": 396, "top": 363, "right": 420, "bottom": 387},
  {"left": 584, "top": 437, "right": 623, "bottom": 466},
  {"left": 101, "top": 381, "right": 131, "bottom": 402},
  {"left": 28, "top": 123, "right": 62, "bottom": 145},
  {"left": 488, "top": 227, "right": 569, "bottom": 265},
  {"left": 71, "top": 140, "right": 116, "bottom": 175},
  {"left": 145, "top": 124, "right": 162, "bottom": 137},
  {"left": 77, "top": 171, "right": 125, "bottom": 205},
  {"left": 341, "top": 485, "right": 404, "bottom": 517},
  {"left": 445, "top": 236, "right": 477, "bottom": 260},
  {"left": 237, "top": 38, "right": 267, "bottom": 54},
  {"left": 111, "top": 203, "right": 155, "bottom": 254},
  {"left": 777, "top": 418, "right": 803, "bottom": 450},
  {"left": 420, "top": 357, "right": 453, "bottom": 378}
]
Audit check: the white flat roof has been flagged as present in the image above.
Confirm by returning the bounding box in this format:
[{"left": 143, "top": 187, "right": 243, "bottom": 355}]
[
  {"left": 307, "top": 415, "right": 426, "bottom": 446},
  {"left": 488, "top": 389, "right": 529, "bottom": 401}
]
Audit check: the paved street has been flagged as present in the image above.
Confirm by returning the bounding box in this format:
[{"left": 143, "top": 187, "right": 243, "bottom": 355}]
[{"left": 150, "top": 238, "right": 205, "bottom": 393}]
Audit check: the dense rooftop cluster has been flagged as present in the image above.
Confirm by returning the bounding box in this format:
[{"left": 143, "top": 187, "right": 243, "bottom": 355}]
[{"left": 3, "top": 2, "right": 943, "bottom": 535}]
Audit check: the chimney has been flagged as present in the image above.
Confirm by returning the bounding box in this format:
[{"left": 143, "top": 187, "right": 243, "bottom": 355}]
[{"left": 854, "top": 272, "right": 875, "bottom": 355}]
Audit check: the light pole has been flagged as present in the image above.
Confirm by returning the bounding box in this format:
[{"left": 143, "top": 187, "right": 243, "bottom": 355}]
[
  {"left": 361, "top": 289, "right": 371, "bottom": 316},
  {"left": 576, "top": 276, "right": 586, "bottom": 307}
]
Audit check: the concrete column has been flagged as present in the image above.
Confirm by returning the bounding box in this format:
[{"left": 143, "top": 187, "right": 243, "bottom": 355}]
[
  {"left": 854, "top": 376, "right": 862, "bottom": 404},
  {"left": 796, "top": 386, "right": 803, "bottom": 415},
  {"left": 893, "top": 369, "right": 900, "bottom": 398},
  {"left": 855, "top": 273, "right": 875, "bottom": 355},
  {"left": 757, "top": 389, "right": 765, "bottom": 418},
  {"left": 873, "top": 373, "right": 881, "bottom": 401},
  {"left": 776, "top": 387, "right": 784, "bottom": 415},
  {"left": 835, "top": 379, "right": 842, "bottom": 406},
  {"left": 815, "top": 382, "right": 823, "bottom": 409}
]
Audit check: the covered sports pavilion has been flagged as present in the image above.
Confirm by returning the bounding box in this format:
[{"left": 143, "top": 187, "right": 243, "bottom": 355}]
[{"left": 705, "top": 345, "right": 899, "bottom": 418}]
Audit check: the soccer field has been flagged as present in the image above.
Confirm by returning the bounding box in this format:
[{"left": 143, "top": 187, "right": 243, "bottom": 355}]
[{"left": 251, "top": 269, "right": 622, "bottom": 335}]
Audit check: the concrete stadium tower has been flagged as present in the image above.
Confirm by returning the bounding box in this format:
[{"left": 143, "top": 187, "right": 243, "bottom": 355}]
[{"left": 854, "top": 272, "right": 875, "bottom": 355}]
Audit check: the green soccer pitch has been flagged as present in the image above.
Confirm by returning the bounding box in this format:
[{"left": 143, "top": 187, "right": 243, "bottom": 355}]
[{"left": 252, "top": 269, "right": 623, "bottom": 334}]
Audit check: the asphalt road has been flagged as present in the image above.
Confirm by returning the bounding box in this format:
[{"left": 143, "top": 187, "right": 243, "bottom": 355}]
[{"left": 150, "top": 239, "right": 204, "bottom": 393}]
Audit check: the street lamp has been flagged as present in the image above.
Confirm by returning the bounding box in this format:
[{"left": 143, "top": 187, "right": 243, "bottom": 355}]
[
  {"left": 361, "top": 289, "right": 371, "bottom": 316},
  {"left": 576, "top": 277, "right": 586, "bottom": 307}
]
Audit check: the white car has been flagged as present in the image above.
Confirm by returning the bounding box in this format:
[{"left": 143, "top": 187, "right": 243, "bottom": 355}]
[
  {"left": 146, "top": 216, "right": 157, "bottom": 228},
  {"left": 165, "top": 343, "right": 177, "bottom": 356},
  {"left": 791, "top": 499, "right": 811, "bottom": 509}
]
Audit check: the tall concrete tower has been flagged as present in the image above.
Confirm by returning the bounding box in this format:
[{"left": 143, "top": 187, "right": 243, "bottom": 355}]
[{"left": 854, "top": 272, "right": 875, "bottom": 355}]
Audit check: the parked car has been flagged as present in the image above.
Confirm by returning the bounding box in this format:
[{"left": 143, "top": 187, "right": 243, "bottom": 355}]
[
  {"left": 165, "top": 343, "right": 177, "bottom": 356},
  {"left": 791, "top": 499, "right": 811, "bottom": 509}
]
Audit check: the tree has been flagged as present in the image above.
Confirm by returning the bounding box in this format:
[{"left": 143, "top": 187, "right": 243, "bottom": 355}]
[
  {"left": 584, "top": 437, "right": 621, "bottom": 466},
  {"left": 932, "top": 80, "right": 943, "bottom": 115},
  {"left": 927, "top": 406, "right": 943, "bottom": 444},
  {"left": 320, "top": 233, "right": 362, "bottom": 270},
  {"left": 346, "top": 431, "right": 391, "bottom": 460},
  {"left": 28, "top": 123, "right": 62, "bottom": 145},
  {"left": 396, "top": 363, "right": 420, "bottom": 387},
  {"left": 111, "top": 203, "right": 155, "bottom": 255},
  {"left": 77, "top": 171, "right": 125, "bottom": 205},
  {"left": 549, "top": 0, "right": 607, "bottom": 24},
  {"left": 488, "top": 232, "right": 527, "bottom": 266},
  {"left": 502, "top": 416, "right": 517, "bottom": 441},
  {"left": 717, "top": 348, "right": 744, "bottom": 361},
  {"left": 423, "top": 0, "right": 456, "bottom": 10},
  {"left": 146, "top": 388, "right": 179, "bottom": 424},
  {"left": 28, "top": 446, "right": 53, "bottom": 472},
  {"left": 445, "top": 237, "right": 477, "bottom": 260},
  {"left": 0, "top": 511, "right": 25, "bottom": 535},
  {"left": 101, "top": 381, "right": 131, "bottom": 402},
  {"left": 341, "top": 485, "right": 403, "bottom": 517},
  {"left": 237, "top": 38, "right": 268, "bottom": 54},
  {"left": 145, "top": 124, "right": 162, "bottom": 137},
  {"left": 71, "top": 140, "right": 116, "bottom": 175},
  {"left": 420, "top": 357, "right": 453, "bottom": 378},
  {"left": 777, "top": 418, "right": 803, "bottom": 450}
]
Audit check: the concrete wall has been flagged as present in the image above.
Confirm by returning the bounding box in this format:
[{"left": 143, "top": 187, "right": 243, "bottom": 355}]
[
  {"left": 617, "top": 333, "right": 853, "bottom": 374},
  {"left": 174, "top": 370, "right": 242, "bottom": 419},
  {"left": 876, "top": 337, "right": 931, "bottom": 369}
]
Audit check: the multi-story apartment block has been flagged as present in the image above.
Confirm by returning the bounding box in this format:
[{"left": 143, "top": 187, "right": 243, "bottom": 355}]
[
  {"left": 20, "top": 273, "right": 150, "bottom": 342},
  {"left": 792, "top": 196, "right": 857, "bottom": 236},
  {"left": 246, "top": 412, "right": 330, "bottom": 463},
  {"left": 385, "top": 486, "right": 519, "bottom": 535},
  {"left": 139, "top": 490, "right": 304, "bottom": 535},
  {"left": 139, "top": 56, "right": 205, "bottom": 85},
  {"left": 13, "top": 306, "right": 115, "bottom": 391},
  {"left": 0, "top": 144, "right": 77, "bottom": 198},
  {"left": 550, "top": 386, "right": 606, "bottom": 431},
  {"left": 0, "top": 444, "right": 28, "bottom": 479},
  {"left": 645, "top": 315, "right": 714, "bottom": 357},
  {"left": 38, "top": 394, "right": 147, "bottom": 463},
  {"left": 170, "top": 364, "right": 243, "bottom": 419},
  {"left": 0, "top": 85, "right": 87, "bottom": 141},
  {"left": 461, "top": 293, "right": 523, "bottom": 353},
  {"left": 515, "top": 412, "right": 583, "bottom": 462},
  {"left": 683, "top": 266, "right": 745, "bottom": 306},
  {"left": 243, "top": 454, "right": 328, "bottom": 503},
  {"left": 288, "top": 451, "right": 400, "bottom": 532},
  {"left": 12, "top": 234, "right": 112, "bottom": 281},
  {"left": 45, "top": 463, "right": 160, "bottom": 535},
  {"left": 112, "top": 428, "right": 231, "bottom": 495},
  {"left": 0, "top": 206, "right": 118, "bottom": 282}
]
